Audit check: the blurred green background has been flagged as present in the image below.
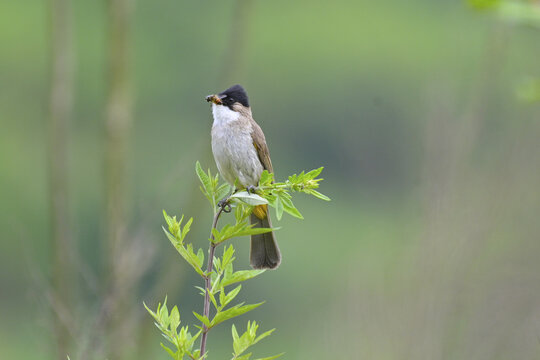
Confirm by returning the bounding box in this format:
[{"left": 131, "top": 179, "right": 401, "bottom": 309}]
[{"left": 2, "top": 0, "right": 540, "bottom": 359}]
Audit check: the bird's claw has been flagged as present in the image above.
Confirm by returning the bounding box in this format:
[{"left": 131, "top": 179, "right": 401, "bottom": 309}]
[
  {"left": 218, "top": 198, "right": 232, "bottom": 213},
  {"left": 246, "top": 185, "right": 258, "bottom": 194}
]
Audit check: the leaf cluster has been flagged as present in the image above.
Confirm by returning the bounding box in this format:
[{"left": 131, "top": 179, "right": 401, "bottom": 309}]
[
  {"left": 193, "top": 245, "right": 266, "bottom": 331},
  {"left": 147, "top": 162, "right": 329, "bottom": 359},
  {"left": 255, "top": 168, "right": 330, "bottom": 220},
  {"left": 144, "top": 298, "right": 202, "bottom": 360},
  {"left": 196, "top": 161, "right": 231, "bottom": 213},
  {"left": 197, "top": 161, "right": 330, "bottom": 222},
  {"left": 231, "top": 321, "right": 284, "bottom": 360},
  {"left": 152, "top": 213, "right": 279, "bottom": 359},
  {"left": 163, "top": 211, "right": 204, "bottom": 276}
]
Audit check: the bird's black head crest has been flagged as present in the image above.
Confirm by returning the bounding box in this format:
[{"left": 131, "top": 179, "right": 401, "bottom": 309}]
[{"left": 219, "top": 84, "right": 250, "bottom": 108}]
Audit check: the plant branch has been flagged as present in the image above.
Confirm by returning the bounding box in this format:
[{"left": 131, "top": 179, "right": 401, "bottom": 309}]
[{"left": 200, "top": 205, "right": 225, "bottom": 358}]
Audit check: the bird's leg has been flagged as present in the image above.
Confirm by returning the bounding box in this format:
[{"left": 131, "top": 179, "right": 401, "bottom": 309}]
[
  {"left": 217, "top": 197, "right": 229, "bottom": 208},
  {"left": 217, "top": 187, "right": 237, "bottom": 212},
  {"left": 218, "top": 198, "right": 232, "bottom": 213}
]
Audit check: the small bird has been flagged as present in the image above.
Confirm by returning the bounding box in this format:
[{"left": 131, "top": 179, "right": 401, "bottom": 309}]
[{"left": 206, "top": 84, "right": 281, "bottom": 269}]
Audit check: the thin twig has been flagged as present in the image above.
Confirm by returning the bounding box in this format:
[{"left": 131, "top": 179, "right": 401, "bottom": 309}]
[{"left": 200, "top": 206, "right": 225, "bottom": 358}]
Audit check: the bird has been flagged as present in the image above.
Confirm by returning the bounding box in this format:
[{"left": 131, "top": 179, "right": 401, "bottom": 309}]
[{"left": 205, "top": 84, "right": 281, "bottom": 269}]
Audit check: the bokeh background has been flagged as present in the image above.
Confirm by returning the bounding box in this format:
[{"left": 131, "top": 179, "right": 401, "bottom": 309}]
[{"left": 2, "top": 0, "right": 540, "bottom": 359}]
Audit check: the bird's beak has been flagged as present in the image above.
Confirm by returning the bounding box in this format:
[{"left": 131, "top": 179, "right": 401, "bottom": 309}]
[{"left": 205, "top": 94, "right": 222, "bottom": 105}]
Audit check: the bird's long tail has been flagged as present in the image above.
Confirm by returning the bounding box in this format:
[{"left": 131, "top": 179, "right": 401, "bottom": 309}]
[{"left": 250, "top": 205, "right": 281, "bottom": 269}]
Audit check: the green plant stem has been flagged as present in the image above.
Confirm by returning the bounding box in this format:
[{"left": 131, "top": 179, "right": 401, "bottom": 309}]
[{"left": 200, "top": 206, "right": 225, "bottom": 358}]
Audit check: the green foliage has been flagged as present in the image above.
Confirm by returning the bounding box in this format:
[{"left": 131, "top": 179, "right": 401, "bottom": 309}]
[
  {"left": 163, "top": 211, "right": 204, "bottom": 277},
  {"left": 212, "top": 246, "right": 266, "bottom": 289},
  {"left": 255, "top": 168, "right": 331, "bottom": 221},
  {"left": 211, "top": 221, "right": 276, "bottom": 245},
  {"left": 196, "top": 161, "right": 231, "bottom": 213},
  {"left": 146, "top": 162, "right": 328, "bottom": 359},
  {"left": 231, "top": 322, "right": 284, "bottom": 360},
  {"left": 145, "top": 298, "right": 202, "bottom": 360}
]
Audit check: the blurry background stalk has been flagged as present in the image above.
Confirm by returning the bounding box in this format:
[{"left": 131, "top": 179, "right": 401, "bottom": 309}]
[
  {"left": 48, "top": 0, "right": 75, "bottom": 358},
  {"left": 103, "top": 0, "right": 135, "bottom": 358}
]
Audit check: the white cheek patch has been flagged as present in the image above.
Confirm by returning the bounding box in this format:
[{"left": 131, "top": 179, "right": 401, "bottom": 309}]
[{"left": 212, "top": 103, "right": 240, "bottom": 126}]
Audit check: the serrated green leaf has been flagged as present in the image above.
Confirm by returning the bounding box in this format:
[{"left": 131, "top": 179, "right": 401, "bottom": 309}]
[
  {"left": 210, "top": 302, "right": 263, "bottom": 328},
  {"left": 160, "top": 343, "right": 177, "bottom": 359},
  {"left": 305, "top": 167, "right": 323, "bottom": 179},
  {"left": 159, "top": 304, "right": 169, "bottom": 328},
  {"left": 264, "top": 193, "right": 277, "bottom": 209},
  {"left": 222, "top": 245, "right": 236, "bottom": 269},
  {"left": 211, "top": 227, "right": 222, "bottom": 243},
  {"left": 247, "top": 320, "right": 258, "bottom": 338},
  {"left": 209, "top": 288, "right": 219, "bottom": 310},
  {"left": 221, "top": 285, "right": 242, "bottom": 308},
  {"left": 275, "top": 196, "right": 284, "bottom": 221},
  {"left": 181, "top": 217, "right": 193, "bottom": 241},
  {"left": 259, "top": 170, "right": 273, "bottom": 185},
  {"left": 216, "top": 183, "right": 232, "bottom": 201},
  {"left": 188, "top": 329, "right": 202, "bottom": 347},
  {"left": 196, "top": 161, "right": 212, "bottom": 191},
  {"left": 234, "top": 204, "right": 244, "bottom": 222},
  {"left": 253, "top": 328, "right": 275, "bottom": 345},
  {"left": 196, "top": 248, "right": 205, "bottom": 268},
  {"left": 166, "top": 213, "right": 182, "bottom": 238},
  {"left": 233, "top": 325, "right": 253, "bottom": 356},
  {"left": 308, "top": 189, "right": 331, "bottom": 201},
  {"left": 194, "top": 286, "right": 206, "bottom": 296},
  {"left": 214, "top": 255, "right": 223, "bottom": 273},
  {"left": 235, "top": 203, "right": 251, "bottom": 222},
  {"left": 164, "top": 227, "right": 205, "bottom": 276},
  {"left": 196, "top": 162, "right": 215, "bottom": 207},
  {"left": 221, "top": 269, "right": 265, "bottom": 287},
  {"left": 280, "top": 195, "right": 304, "bottom": 219},
  {"left": 144, "top": 301, "right": 158, "bottom": 320},
  {"left": 193, "top": 311, "right": 211, "bottom": 327},
  {"left": 218, "top": 286, "right": 226, "bottom": 309},
  {"left": 232, "top": 324, "right": 240, "bottom": 345},
  {"left": 193, "top": 349, "right": 203, "bottom": 359},
  {"left": 169, "top": 306, "right": 180, "bottom": 331},
  {"left": 213, "top": 221, "right": 277, "bottom": 244},
  {"left": 162, "top": 214, "right": 192, "bottom": 245},
  {"left": 163, "top": 210, "right": 174, "bottom": 228},
  {"left": 233, "top": 225, "right": 277, "bottom": 238},
  {"left": 230, "top": 191, "right": 268, "bottom": 206}
]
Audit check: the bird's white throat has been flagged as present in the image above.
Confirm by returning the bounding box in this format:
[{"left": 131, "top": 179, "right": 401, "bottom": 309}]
[{"left": 212, "top": 103, "right": 240, "bottom": 126}]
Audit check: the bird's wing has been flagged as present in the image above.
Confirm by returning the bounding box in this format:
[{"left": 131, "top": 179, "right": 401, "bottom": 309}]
[{"left": 251, "top": 120, "right": 273, "bottom": 173}]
